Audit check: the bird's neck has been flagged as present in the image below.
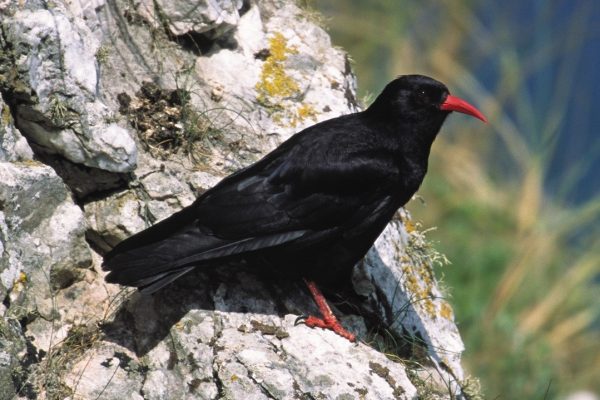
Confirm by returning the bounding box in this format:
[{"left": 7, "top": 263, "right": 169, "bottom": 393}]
[
  {"left": 361, "top": 110, "right": 445, "bottom": 194},
  {"left": 401, "top": 123, "right": 439, "bottom": 161},
  {"left": 362, "top": 110, "right": 443, "bottom": 160}
]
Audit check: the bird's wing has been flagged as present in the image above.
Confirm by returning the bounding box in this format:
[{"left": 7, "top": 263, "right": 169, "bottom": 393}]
[{"left": 103, "top": 117, "right": 399, "bottom": 290}]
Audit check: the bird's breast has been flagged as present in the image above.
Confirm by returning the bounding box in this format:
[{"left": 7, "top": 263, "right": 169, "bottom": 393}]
[{"left": 393, "top": 154, "right": 427, "bottom": 195}]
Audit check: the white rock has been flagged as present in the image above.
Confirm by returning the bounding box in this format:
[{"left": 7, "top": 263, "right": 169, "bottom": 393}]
[
  {"left": 5, "top": 7, "right": 137, "bottom": 172},
  {"left": 138, "top": 0, "right": 244, "bottom": 36},
  {"left": 0, "top": 93, "right": 34, "bottom": 161},
  {"left": 361, "top": 219, "right": 466, "bottom": 392}
]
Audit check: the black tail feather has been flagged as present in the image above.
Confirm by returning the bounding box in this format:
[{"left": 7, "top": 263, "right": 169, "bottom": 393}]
[
  {"left": 138, "top": 267, "right": 195, "bottom": 294},
  {"left": 102, "top": 204, "right": 309, "bottom": 290}
]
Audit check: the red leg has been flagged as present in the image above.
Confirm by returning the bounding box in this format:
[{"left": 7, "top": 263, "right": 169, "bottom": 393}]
[{"left": 299, "top": 278, "right": 356, "bottom": 342}]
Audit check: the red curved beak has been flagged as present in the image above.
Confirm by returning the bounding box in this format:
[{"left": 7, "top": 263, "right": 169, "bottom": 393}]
[{"left": 440, "top": 94, "right": 487, "bottom": 123}]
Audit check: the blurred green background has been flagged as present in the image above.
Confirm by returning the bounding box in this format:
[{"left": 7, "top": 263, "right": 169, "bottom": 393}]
[{"left": 310, "top": 1, "right": 600, "bottom": 398}]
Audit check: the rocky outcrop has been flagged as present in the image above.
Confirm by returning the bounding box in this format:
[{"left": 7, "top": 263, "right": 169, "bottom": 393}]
[{"left": 0, "top": 1, "right": 475, "bottom": 398}]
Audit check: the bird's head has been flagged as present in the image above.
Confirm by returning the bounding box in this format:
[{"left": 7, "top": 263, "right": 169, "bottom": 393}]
[{"left": 366, "top": 75, "right": 487, "bottom": 129}]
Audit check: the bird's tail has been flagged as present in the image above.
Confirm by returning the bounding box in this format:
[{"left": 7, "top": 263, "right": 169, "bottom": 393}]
[{"left": 102, "top": 205, "right": 222, "bottom": 293}]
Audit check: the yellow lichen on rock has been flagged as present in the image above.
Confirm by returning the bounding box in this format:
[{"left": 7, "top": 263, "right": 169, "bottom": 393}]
[
  {"left": 255, "top": 32, "right": 317, "bottom": 128},
  {"left": 403, "top": 219, "right": 416, "bottom": 233},
  {"left": 2, "top": 104, "right": 13, "bottom": 124},
  {"left": 440, "top": 300, "right": 455, "bottom": 320},
  {"left": 255, "top": 32, "right": 300, "bottom": 104},
  {"left": 397, "top": 213, "right": 453, "bottom": 320},
  {"left": 289, "top": 103, "right": 317, "bottom": 126},
  {"left": 401, "top": 261, "right": 438, "bottom": 319},
  {"left": 16, "top": 271, "right": 28, "bottom": 284}
]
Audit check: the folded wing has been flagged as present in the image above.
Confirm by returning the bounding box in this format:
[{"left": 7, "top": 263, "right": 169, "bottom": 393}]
[{"left": 103, "top": 115, "right": 400, "bottom": 292}]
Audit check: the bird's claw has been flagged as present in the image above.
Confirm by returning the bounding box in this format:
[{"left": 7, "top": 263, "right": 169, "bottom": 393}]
[
  {"left": 294, "top": 314, "right": 357, "bottom": 342},
  {"left": 294, "top": 315, "right": 308, "bottom": 326}
]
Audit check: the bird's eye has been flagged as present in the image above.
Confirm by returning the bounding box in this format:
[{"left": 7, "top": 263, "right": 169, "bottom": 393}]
[
  {"left": 417, "top": 89, "right": 430, "bottom": 101},
  {"left": 414, "top": 89, "right": 429, "bottom": 106}
]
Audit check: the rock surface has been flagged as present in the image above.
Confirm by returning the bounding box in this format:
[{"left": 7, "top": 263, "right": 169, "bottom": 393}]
[
  {"left": 0, "top": 0, "right": 474, "bottom": 399},
  {"left": 1, "top": 4, "right": 137, "bottom": 172}
]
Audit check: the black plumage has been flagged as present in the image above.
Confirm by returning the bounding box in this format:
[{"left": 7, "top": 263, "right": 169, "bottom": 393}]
[{"left": 103, "top": 75, "right": 486, "bottom": 296}]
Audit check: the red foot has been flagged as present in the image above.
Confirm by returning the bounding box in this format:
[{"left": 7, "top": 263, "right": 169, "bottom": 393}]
[{"left": 299, "top": 279, "right": 356, "bottom": 342}]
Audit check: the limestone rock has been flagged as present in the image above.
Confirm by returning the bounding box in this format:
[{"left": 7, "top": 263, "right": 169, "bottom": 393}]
[
  {"left": 0, "top": 3, "right": 137, "bottom": 172},
  {"left": 361, "top": 217, "right": 466, "bottom": 390},
  {"left": 0, "top": 93, "right": 33, "bottom": 162},
  {"left": 0, "top": 317, "right": 27, "bottom": 400},
  {"left": 138, "top": 0, "right": 245, "bottom": 37}
]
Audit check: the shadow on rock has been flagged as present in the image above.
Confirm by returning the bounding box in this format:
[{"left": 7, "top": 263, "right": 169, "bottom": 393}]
[{"left": 100, "top": 264, "right": 319, "bottom": 357}]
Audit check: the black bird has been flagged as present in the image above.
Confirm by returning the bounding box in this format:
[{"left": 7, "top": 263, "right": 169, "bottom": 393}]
[{"left": 103, "top": 75, "right": 487, "bottom": 341}]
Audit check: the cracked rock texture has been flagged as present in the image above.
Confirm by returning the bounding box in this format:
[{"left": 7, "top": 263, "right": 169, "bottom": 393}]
[{"left": 0, "top": 0, "right": 470, "bottom": 399}]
